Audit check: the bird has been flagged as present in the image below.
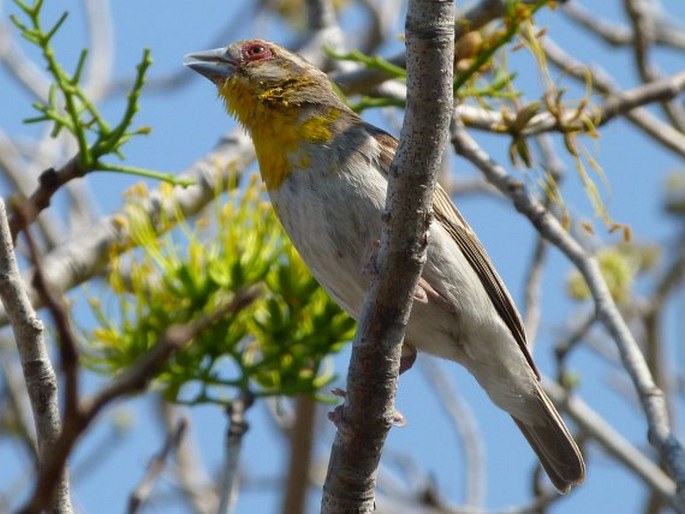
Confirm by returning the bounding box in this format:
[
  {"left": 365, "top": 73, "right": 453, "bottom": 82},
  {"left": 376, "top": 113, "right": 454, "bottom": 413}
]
[{"left": 185, "top": 39, "right": 585, "bottom": 493}]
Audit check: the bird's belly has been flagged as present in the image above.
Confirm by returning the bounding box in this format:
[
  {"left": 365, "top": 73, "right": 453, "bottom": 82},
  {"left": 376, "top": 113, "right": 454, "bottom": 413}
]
[
  {"left": 268, "top": 167, "right": 529, "bottom": 390},
  {"left": 269, "top": 168, "right": 386, "bottom": 317}
]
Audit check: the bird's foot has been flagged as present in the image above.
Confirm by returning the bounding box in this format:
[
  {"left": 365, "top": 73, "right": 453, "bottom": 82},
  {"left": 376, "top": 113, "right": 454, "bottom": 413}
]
[
  {"left": 400, "top": 344, "right": 417, "bottom": 374},
  {"left": 327, "top": 388, "right": 407, "bottom": 427},
  {"left": 361, "top": 239, "right": 381, "bottom": 279}
]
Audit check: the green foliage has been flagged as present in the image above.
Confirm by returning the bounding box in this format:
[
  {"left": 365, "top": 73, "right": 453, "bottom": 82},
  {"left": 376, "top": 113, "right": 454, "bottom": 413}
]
[
  {"left": 10, "top": 0, "right": 190, "bottom": 186},
  {"left": 85, "top": 177, "right": 356, "bottom": 405}
]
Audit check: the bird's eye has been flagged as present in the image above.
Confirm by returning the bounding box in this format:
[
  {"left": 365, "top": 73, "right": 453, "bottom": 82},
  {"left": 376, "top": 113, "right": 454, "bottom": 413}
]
[{"left": 243, "top": 42, "right": 272, "bottom": 62}]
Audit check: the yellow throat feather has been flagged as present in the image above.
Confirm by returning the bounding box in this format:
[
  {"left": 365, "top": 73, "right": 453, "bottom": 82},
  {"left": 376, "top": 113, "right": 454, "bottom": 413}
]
[{"left": 219, "top": 77, "right": 341, "bottom": 190}]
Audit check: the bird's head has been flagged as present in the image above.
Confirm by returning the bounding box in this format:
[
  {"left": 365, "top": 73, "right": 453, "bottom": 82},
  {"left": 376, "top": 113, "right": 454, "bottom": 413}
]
[{"left": 185, "top": 40, "right": 344, "bottom": 127}]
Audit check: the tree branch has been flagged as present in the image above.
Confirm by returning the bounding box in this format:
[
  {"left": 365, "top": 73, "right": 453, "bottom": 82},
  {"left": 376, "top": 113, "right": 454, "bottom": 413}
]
[
  {"left": 541, "top": 36, "right": 685, "bottom": 158},
  {"left": 217, "top": 390, "right": 255, "bottom": 514},
  {"left": 543, "top": 379, "right": 676, "bottom": 504},
  {"left": 281, "top": 395, "right": 317, "bottom": 514},
  {"left": 128, "top": 418, "right": 187, "bottom": 514},
  {"left": 321, "top": 1, "right": 455, "bottom": 512},
  {"left": 452, "top": 70, "right": 685, "bottom": 138},
  {"left": 19, "top": 286, "right": 261, "bottom": 514},
  {"left": 0, "top": 198, "right": 73, "bottom": 513},
  {"left": 450, "top": 121, "right": 685, "bottom": 511}
]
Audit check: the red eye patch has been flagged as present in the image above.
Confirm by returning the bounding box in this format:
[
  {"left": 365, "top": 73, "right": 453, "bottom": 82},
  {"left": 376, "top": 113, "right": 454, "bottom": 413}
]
[{"left": 242, "top": 42, "right": 273, "bottom": 62}]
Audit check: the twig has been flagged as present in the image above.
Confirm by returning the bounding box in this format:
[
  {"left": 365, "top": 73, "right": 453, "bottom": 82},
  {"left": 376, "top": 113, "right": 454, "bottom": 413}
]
[
  {"left": 554, "top": 310, "right": 596, "bottom": 383},
  {"left": 522, "top": 235, "right": 547, "bottom": 347},
  {"left": 642, "top": 241, "right": 685, "bottom": 430},
  {"left": 450, "top": 121, "right": 685, "bottom": 511},
  {"left": 0, "top": 198, "right": 73, "bottom": 513},
  {"left": 128, "top": 418, "right": 188, "bottom": 514},
  {"left": 541, "top": 37, "right": 685, "bottom": 158},
  {"left": 562, "top": 1, "right": 685, "bottom": 50},
  {"left": 624, "top": 0, "right": 685, "bottom": 131},
  {"left": 451, "top": 70, "right": 685, "bottom": 138},
  {"left": 321, "top": 2, "right": 455, "bottom": 512},
  {"left": 522, "top": 133, "right": 566, "bottom": 345},
  {"left": 160, "top": 401, "right": 217, "bottom": 514},
  {"left": 0, "top": 129, "right": 63, "bottom": 248},
  {"left": 419, "top": 358, "right": 486, "bottom": 507},
  {"left": 217, "top": 390, "right": 255, "bottom": 514}
]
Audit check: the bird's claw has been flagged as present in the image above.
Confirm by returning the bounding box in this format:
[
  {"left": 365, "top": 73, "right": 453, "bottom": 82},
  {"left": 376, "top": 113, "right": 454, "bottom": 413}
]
[{"left": 361, "top": 239, "right": 381, "bottom": 279}]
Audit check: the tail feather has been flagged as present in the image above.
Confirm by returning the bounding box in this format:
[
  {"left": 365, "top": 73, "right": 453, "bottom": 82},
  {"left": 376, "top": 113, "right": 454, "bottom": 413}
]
[{"left": 512, "top": 386, "right": 585, "bottom": 494}]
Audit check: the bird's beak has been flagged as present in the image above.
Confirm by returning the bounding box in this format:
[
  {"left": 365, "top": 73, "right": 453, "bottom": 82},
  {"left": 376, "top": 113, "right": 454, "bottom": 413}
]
[{"left": 184, "top": 47, "right": 238, "bottom": 83}]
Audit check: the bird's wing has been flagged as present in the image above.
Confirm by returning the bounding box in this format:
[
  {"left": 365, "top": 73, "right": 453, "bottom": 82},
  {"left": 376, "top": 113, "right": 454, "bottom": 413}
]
[{"left": 369, "top": 126, "right": 539, "bottom": 379}]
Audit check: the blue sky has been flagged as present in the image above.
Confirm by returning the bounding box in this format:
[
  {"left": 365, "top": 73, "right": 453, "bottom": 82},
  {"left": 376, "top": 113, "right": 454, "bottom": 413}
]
[{"left": 1, "top": 1, "right": 684, "bottom": 512}]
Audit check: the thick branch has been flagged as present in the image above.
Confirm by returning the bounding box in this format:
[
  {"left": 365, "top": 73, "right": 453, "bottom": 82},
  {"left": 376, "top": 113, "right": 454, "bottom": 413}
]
[
  {"left": 0, "top": 199, "right": 73, "bottom": 513},
  {"left": 321, "top": 2, "right": 455, "bottom": 512}
]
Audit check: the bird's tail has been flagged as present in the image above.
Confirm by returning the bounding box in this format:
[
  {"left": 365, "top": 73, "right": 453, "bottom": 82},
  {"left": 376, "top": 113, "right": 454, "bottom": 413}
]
[{"left": 511, "top": 384, "right": 585, "bottom": 494}]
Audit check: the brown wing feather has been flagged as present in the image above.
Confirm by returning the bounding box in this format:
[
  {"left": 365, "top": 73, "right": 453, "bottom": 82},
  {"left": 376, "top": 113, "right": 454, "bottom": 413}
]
[{"left": 369, "top": 125, "right": 539, "bottom": 379}]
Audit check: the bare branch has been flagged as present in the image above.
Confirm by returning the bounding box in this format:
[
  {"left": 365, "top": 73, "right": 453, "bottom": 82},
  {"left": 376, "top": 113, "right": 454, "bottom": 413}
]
[
  {"left": 542, "top": 37, "right": 685, "bottom": 157},
  {"left": 562, "top": 1, "right": 685, "bottom": 50},
  {"left": 522, "top": 235, "right": 547, "bottom": 346},
  {"left": 543, "top": 379, "right": 677, "bottom": 504},
  {"left": 82, "top": 0, "right": 114, "bottom": 100},
  {"left": 217, "top": 390, "right": 255, "bottom": 514},
  {"left": 450, "top": 121, "right": 685, "bottom": 510},
  {"left": 419, "top": 358, "right": 486, "bottom": 507},
  {"left": 624, "top": 0, "right": 685, "bottom": 131},
  {"left": 160, "top": 402, "right": 217, "bottom": 514},
  {"left": 0, "top": 199, "right": 73, "bottom": 513},
  {"left": 128, "top": 418, "right": 188, "bottom": 514},
  {"left": 321, "top": 2, "right": 455, "bottom": 512},
  {"left": 8, "top": 156, "right": 87, "bottom": 242}
]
